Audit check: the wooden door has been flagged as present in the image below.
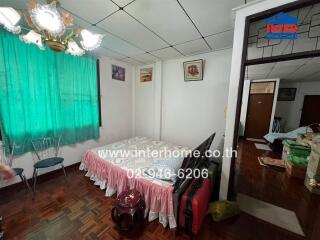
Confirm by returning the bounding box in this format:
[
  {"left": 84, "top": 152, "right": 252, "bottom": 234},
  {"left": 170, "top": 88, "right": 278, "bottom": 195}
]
[
  {"left": 300, "top": 95, "right": 320, "bottom": 126},
  {"left": 245, "top": 82, "right": 275, "bottom": 139}
]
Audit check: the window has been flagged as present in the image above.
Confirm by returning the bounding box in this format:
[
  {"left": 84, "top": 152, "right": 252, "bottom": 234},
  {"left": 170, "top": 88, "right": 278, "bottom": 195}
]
[{"left": 0, "top": 30, "right": 101, "bottom": 152}]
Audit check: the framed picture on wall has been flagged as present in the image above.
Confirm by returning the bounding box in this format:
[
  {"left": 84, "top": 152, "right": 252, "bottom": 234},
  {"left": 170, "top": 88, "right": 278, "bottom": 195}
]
[
  {"left": 140, "top": 67, "right": 153, "bottom": 82},
  {"left": 112, "top": 65, "right": 125, "bottom": 81},
  {"left": 278, "top": 88, "right": 297, "bottom": 101},
  {"left": 183, "top": 59, "right": 204, "bottom": 81}
]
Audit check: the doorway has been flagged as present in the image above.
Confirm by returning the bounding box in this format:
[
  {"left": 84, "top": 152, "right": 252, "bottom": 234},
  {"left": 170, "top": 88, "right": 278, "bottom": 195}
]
[
  {"left": 300, "top": 95, "right": 320, "bottom": 127},
  {"left": 245, "top": 81, "right": 275, "bottom": 139}
]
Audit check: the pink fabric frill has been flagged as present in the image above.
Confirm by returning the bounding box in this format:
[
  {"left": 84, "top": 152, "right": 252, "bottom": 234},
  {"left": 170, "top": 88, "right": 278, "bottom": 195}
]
[{"left": 81, "top": 150, "right": 175, "bottom": 216}]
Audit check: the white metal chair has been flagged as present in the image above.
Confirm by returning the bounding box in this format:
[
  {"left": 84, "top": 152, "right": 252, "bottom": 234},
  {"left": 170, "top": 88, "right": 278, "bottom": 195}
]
[
  {"left": 0, "top": 142, "right": 31, "bottom": 192},
  {"left": 31, "top": 136, "right": 66, "bottom": 193}
]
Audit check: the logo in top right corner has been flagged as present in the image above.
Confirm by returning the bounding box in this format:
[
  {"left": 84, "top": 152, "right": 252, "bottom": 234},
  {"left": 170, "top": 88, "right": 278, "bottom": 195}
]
[{"left": 265, "top": 12, "right": 300, "bottom": 40}]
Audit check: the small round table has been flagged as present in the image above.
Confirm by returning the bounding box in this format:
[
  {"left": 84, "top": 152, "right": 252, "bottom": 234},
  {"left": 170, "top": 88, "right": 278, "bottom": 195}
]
[{"left": 111, "top": 189, "right": 146, "bottom": 232}]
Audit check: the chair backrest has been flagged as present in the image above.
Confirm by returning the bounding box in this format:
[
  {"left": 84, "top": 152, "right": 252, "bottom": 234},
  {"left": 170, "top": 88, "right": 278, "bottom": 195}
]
[
  {"left": 31, "top": 136, "right": 61, "bottom": 161},
  {"left": 0, "top": 144, "right": 14, "bottom": 167}
]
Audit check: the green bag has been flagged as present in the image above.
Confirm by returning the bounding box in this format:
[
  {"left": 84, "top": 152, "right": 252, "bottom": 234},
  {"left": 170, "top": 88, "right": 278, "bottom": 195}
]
[{"left": 208, "top": 201, "right": 240, "bottom": 222}]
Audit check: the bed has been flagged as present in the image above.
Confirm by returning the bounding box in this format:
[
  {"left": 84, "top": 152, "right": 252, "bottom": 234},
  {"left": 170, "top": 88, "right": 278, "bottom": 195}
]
[{"left": 79, "top": 136, "right": 192, "bottom": 228}]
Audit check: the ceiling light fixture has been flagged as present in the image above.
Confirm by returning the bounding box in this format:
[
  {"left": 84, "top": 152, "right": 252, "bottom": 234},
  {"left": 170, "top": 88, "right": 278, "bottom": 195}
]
[{"left": 0, "top": 0, "right": 104, "bottom": 57}]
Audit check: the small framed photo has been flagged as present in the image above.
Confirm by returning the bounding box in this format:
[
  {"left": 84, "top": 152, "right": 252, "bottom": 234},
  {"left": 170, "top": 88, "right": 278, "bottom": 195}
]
[
  {"left": 140, "top": 67, "right": 153, "bottom": 82},
  {"left": 112, "top": 65, "right": 125, "bottom": 81},
  {"left": 184, "top": 59, "right": 204, "bottom": 81},
  {"left": 278, "top": 88, "right": 297, "bottom": 101}
]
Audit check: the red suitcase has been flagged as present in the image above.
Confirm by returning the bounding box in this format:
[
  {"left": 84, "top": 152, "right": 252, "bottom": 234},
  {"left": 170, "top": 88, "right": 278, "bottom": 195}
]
[{"left": 179, "top": 177, "right": 212, "bottom": 235}]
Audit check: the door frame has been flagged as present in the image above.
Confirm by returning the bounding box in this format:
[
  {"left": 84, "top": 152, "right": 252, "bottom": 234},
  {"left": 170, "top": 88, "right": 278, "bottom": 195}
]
[
  {"left": 221, "top": 0, "right": 320, "bottom": 200},
  {"left": 242, "top": 79, "right": 280, "bottom": 137},
  {"left": 300, "top": 95, "right": 320, "bottom": 127}
]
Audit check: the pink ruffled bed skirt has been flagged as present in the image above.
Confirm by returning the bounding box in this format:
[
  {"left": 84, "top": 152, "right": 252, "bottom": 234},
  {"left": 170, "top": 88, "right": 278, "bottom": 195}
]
[{"left": 80, "top": 150, "right": 176, "bottom": 228}]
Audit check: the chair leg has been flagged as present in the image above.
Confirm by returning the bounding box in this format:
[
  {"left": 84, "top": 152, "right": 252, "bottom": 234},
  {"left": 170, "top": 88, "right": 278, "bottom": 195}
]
[
  {"left": 61, "top": 164, "right": 67, "bottom": 177},
  {"left": 32, "top": 168, "right": 38, "bottom": 194},
  {"left": 19, "top": 173, "right": 32, "bottom": 194}
]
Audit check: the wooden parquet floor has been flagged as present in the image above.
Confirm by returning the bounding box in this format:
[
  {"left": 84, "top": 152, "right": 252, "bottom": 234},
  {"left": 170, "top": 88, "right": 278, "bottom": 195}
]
[
  {"left": 236, "top": 140, "right": 320, "bottom": 240},
  {"left": 0, "top": 164, "right": 305, "bottom": 240}
]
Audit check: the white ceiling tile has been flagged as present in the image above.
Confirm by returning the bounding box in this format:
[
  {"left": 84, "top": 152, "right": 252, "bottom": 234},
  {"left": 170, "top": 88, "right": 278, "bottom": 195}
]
[
  {"left": 290, "top": 60, "right": 320, "bottom": 78},
  {"left": 71, "top": 15, "right": 91, "bottom": 29},
  {"left": 98, "top": 11, "right": 168, "bottom": 51},
  {"left": 248, "top": 63, "right": 275, "bottom": 75},
  {"left": 268, "top": 63, "right": 305, "bottom": 79},
  {"left": 0, "top": 0, "right": 27, "bottom": 10},
  {"left": 94, "top": 47, "right": 126, "bottom": 59},
  {"left": 205, "top": 30, "right": 234, "bottom": 51},
  {"left": 246, "top": 74, "right": 269, "bottom": 80},
  {"left": 308, "top": 57, "right": 320, "bottom": 64},
  {"left": 121, "top": 57, "right": 143, "bottom": 65},
  {"left": 179, "top": 0, "right": 243, "bottom": 36},
  {"left": 309, "top": 72, "right": 320, "bottom": 81},
  {"left": 271, "top": 65, "right": 300, "bottom": 75},
  {"left": 1, "top": 1, "right": 91, "bottom": 28},
  {"left": 88, "top": 26, "right": 144, "bottom": 57},
  {"left": 125, "top": 0, "right": 200, "bottom": 45},
  {"left": 59, "top": 0, "right": 119, "bottom": 24},
  {"left": 112, "top": 0, "right": 135, "bottom": 7},
  {"left": 276, "top": 58, "right": 309, "bottom": 67},
  {"left": 131, "top": 53, "right": 159, "bottom": 64},
  {"left": 248, "top": 56, "right": 320, "bottom": 82},
  {"left": 150, "top": 47, "right": 183, "bottom": 60},
  {"left": 175, "top": 39, "right": 210, "bottom": 56}
]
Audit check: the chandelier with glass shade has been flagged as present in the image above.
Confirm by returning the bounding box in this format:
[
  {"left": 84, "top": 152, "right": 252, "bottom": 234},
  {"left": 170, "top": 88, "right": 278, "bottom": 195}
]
[{"left": 0, "top": 0, "right": 104, "bottom": 56}]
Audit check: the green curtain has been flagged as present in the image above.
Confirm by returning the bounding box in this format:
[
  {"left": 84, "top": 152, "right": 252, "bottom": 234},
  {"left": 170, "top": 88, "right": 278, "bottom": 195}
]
[{"left": 0, "top": 30, "right": 100, "bottom": 153}]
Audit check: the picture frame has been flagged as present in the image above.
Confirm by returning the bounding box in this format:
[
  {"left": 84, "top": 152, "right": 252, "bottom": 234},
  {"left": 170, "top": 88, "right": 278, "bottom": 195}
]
[
  {"left": 183, "top": 59, "right": 204, "bottom": 81},
  {"left": 112, "top": 64, "right": 125, "bottom": 81},
  {"left": 278, "top": 88, "right": 297, "bottom": 101},
  {"left": 140, "top": 67, "right": 153, "bottom": 82}
]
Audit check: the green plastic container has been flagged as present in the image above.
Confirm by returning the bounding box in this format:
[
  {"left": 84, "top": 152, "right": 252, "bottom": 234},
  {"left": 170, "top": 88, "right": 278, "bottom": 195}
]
[
  {"left": 282, "top": 140, "right": 311, "bottom": 161},
  {"left": 287, "top": 154, "right": 309, "bottom": 168}
]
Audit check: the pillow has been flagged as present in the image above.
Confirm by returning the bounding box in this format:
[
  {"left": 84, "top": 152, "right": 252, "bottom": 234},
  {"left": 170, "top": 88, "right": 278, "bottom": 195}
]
[{"left": 155, "top": 157, "right": 184, "bottom": 171}]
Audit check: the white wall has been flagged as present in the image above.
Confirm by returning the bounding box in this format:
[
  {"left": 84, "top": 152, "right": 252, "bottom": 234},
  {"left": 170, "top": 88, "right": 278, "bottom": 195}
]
[
  {"left": 134, "top": 64, "right": 155, "bottom": 138},
  {"left": 161, "top": 50, "right": 232, "bottom": 149},
  {"left": 275, "top": 80, "right": 320, "bottom": 132},
  {"left": 4, "top": 56, "right": 134, "bottom": 186},
  {"left": 133, "top": 50, "right": 232, "bottom": 150}
]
